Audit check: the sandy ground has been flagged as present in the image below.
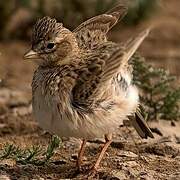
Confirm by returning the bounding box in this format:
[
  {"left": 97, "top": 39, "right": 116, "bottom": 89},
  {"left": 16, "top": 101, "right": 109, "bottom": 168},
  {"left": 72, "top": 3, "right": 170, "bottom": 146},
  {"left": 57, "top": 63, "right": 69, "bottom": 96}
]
[{"left": 0, "top": 0, "right": 180, "bottom": 179}]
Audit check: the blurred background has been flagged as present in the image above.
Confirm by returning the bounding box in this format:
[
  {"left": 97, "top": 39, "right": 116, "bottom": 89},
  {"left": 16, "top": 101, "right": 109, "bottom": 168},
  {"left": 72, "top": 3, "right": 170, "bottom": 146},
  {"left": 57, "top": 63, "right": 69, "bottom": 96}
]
[
  {"left": 0, "top": 0, "right": 179, "bottom": 121},
  {"left": 0, "top": 1, "right": 179, "bottom": 179}
]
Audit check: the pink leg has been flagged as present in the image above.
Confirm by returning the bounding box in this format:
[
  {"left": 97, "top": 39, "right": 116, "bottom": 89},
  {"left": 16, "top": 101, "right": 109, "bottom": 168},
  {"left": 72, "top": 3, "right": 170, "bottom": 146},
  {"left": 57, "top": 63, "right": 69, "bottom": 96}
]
[
  {"left": 76, "top": 139, "right": 87, "bottom": 170},
  {"left": 92, "top": 134, "right": 112, "bottom": 171}
]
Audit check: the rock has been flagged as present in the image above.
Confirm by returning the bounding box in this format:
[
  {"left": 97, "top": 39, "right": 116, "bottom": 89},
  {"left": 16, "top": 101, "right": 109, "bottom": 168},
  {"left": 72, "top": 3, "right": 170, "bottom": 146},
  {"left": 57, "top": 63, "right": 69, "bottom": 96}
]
[
  {"left": 122, "top": 162, "right": 141, "bottom": 179},
  {"left": 117, "top": 151, "right": 138, "bottom": 158},
  {"left": 123, "top": 161, "right": 139, "bottom": 168},
  {"left": 111, "top": 170, "right": 127, "bottom": 180}
]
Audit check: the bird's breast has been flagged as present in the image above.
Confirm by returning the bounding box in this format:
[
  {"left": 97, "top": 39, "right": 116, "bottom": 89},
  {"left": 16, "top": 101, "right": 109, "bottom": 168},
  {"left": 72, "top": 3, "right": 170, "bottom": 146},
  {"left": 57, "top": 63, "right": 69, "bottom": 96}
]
[{"left": 31, "top": 68, "right": 139, "bottom": 139}]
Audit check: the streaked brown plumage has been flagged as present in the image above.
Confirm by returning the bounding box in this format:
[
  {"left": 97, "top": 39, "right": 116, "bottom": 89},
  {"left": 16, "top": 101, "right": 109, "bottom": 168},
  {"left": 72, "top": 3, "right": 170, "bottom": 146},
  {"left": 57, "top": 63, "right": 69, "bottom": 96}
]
[{"left": 24, "top": 4, "right": 153, "bottom": 174}]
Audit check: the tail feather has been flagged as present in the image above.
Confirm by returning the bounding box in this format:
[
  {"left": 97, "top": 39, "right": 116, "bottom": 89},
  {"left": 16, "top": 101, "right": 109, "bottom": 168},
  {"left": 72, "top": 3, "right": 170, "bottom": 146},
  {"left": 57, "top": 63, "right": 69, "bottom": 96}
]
[
  {"left": 122, "top": 29, "right": 150, "bottom": 65},
  {"left": 120, "top": 29, "right": 152, "bottom": 138},
  {"left": 129, "top": 108, "right": 154, "bottom": 139}
]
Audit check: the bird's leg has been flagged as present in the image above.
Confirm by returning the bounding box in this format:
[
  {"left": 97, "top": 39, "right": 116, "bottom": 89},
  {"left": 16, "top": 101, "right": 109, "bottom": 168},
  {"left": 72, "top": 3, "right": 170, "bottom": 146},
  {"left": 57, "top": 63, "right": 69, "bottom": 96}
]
[
  {"left": 76, "top": 139, "right": 87, "bottom": 170},
  {"left": 91, "top": 133, "right": 112, "bottom": 172}
]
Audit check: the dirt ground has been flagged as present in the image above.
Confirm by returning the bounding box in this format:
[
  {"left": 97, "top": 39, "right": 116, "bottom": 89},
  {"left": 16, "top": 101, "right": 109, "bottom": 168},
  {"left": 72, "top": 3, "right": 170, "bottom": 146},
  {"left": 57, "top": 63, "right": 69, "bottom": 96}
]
[{"left": 0, "top": 0, "right": 180, "bottom": 179}]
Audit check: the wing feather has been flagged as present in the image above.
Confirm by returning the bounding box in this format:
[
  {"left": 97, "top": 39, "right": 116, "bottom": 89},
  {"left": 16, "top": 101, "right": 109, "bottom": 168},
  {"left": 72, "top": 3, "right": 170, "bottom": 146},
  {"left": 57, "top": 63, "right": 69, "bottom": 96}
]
[
  {"left": 72, "top": 43, "right": 122, "bottom": 106},
  {"left": 73, "top": 4, "right": 127, "bottom": 49},
  {"left": 72, "top": 30, "right": 150, "bottom": 107}
]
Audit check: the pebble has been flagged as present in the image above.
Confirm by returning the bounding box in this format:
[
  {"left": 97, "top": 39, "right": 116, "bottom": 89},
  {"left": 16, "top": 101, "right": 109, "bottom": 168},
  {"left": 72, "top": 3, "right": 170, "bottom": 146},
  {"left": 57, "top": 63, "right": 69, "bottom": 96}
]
[
  {"left": 117, "top": 151, "right": 138, "bottom": 158},
  {"left": 110, "top": 170, "right": 127, "bottom": 180}
]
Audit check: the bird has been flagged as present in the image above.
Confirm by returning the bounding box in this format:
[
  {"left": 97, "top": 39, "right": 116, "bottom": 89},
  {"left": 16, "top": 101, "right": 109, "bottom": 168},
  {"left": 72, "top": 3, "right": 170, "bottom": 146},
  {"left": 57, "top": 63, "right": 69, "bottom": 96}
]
[{"left": 24, "top": 4, "right": 154, "bottom": 174}]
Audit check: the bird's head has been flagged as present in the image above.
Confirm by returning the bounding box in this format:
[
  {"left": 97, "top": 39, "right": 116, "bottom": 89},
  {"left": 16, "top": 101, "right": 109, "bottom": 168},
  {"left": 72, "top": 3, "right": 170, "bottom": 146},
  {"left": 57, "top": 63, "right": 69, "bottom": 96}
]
[{"left": 24, "top": 17, "right": 78, "bottom": 66}]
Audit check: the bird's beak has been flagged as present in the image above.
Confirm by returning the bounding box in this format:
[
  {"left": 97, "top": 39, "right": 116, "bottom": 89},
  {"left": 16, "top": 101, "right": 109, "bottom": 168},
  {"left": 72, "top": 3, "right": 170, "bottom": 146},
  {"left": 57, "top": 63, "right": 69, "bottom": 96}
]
[{"left": 23, "top": 50, "right": 40, "bottom": 60}]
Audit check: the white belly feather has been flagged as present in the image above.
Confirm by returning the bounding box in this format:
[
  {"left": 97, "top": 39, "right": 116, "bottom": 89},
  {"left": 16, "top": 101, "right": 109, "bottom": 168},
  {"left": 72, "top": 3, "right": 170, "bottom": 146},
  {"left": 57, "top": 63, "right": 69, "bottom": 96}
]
[{"left": 32, "top": 83, "right": 139, "bottom": 139}]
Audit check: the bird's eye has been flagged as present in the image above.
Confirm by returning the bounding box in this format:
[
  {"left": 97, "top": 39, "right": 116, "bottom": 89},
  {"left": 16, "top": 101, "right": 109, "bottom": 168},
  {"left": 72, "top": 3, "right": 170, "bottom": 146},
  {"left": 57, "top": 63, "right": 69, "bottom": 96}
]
[{"left": 47, "top": 43, "right": 55, "bottom": 49}]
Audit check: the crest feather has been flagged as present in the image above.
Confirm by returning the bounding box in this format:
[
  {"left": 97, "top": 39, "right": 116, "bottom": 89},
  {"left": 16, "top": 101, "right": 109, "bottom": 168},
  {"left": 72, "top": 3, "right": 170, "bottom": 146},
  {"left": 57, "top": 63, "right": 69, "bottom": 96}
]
[{"left": 32, "top": 16, "right": 63, "bottom": 45}]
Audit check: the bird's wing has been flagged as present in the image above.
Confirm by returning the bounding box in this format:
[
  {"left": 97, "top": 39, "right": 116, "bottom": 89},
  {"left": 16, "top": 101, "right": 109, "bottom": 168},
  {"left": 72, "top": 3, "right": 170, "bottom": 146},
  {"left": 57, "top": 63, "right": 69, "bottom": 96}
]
[
  {"left": 72, "top": 30, "right": 149, "bottom": 107},
  {"left": 73, "top": 4, "right": 127, "bottom": 50},
  {"left": 72, "top": 42, "right": 123, "bottom": 107}
]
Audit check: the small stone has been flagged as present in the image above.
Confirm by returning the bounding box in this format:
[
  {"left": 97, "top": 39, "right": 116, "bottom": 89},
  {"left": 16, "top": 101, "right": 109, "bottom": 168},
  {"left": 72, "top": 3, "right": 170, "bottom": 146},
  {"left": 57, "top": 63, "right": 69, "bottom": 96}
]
[
  {"left": 111, "top": 170, "right": 127, "bottom": 180},
  {"left": 103, "top": 161, "right": 108, "bottom": 167},
  {"left": 123, "top": 161, "right": 139, "bottom": 168},
  {"left": 117, "top": 151, "right": 138, "bottom": 158}
]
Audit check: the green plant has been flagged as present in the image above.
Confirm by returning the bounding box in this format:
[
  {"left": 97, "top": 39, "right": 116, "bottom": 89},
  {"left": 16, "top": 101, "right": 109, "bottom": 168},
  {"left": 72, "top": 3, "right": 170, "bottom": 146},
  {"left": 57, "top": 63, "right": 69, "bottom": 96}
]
[
  {"left": 0, "top": 135, "right": 61, "bottom": 165},
  {"left": 132, "top": 54, "right": 180, "bottom": 121}
]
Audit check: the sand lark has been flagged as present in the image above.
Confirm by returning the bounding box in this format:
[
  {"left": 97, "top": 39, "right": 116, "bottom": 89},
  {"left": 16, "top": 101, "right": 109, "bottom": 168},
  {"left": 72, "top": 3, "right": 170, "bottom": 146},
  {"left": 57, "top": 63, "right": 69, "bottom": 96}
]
[{"left": 24, "top": 4, "right": 154, "bottom": 173}]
